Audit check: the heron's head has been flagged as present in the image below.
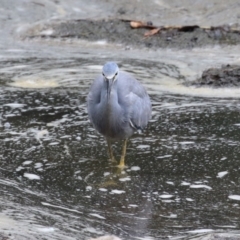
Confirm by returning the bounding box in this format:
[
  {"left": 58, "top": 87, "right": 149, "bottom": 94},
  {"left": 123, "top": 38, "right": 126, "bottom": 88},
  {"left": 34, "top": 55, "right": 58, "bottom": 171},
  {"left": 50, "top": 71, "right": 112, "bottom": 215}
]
[{"left": 102, "top": 62, "right": 119, "bottom": 97}]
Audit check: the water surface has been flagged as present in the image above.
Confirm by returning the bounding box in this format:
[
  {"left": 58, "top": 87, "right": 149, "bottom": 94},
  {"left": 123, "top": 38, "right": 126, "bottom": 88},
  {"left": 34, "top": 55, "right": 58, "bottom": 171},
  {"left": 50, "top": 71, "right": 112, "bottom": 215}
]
[{"left": 1, "top": 55, "right": 240, "bottom": 239}]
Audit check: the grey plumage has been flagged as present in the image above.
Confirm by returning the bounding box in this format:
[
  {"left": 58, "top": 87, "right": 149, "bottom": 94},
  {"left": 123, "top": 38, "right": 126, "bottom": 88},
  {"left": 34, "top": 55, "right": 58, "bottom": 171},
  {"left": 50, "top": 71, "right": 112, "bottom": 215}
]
[{"left": 87, "top": 62, "right": 151, "bottom": 166}]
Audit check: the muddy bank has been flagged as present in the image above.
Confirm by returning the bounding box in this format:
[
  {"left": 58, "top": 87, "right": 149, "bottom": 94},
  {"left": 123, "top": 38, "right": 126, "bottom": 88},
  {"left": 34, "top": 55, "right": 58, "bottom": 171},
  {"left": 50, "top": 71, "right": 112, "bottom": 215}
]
[
  {"left": 185, "top": 64, "right": 240, "bottom": 88},
  {"left": 23, "top": 19, "right": 240, "bottom": 49}
]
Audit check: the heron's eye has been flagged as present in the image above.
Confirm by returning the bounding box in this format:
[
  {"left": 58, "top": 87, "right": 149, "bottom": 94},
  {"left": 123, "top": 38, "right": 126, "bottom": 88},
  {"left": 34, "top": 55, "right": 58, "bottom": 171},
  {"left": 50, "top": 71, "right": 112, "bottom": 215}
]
[
  {"left": 113, "top": 72, "right": 118, "bottom": 81},
  {"left": 102, "top": 73, "right": 107, "bottom": 81}
]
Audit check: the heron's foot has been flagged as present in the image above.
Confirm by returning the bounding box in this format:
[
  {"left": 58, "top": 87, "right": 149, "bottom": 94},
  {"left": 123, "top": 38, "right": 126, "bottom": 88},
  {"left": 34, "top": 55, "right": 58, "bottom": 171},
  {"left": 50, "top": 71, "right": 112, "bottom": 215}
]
[
  {"left": 109, "top": 156, "right": 117, "bottom": 163},
  {"left": 117, "top": 157, "right": 126, "bottom": 169}
]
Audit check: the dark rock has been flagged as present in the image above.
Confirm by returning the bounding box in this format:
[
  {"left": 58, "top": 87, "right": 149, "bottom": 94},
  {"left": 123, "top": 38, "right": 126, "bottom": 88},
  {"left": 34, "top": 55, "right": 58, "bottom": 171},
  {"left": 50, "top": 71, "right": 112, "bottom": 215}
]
[{"left": 186, "top": 64, "right": 240, "bottom": 88}]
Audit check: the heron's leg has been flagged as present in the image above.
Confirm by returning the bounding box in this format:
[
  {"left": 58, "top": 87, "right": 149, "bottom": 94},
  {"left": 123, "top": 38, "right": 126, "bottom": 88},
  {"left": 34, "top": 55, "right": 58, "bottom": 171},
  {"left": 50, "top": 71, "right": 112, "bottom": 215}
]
[
  {"left": 118, "top": 139, "right": 128, "bottom": 168},
  {"left": 107, "top": 139, "right": 116, "bottom": 162}
]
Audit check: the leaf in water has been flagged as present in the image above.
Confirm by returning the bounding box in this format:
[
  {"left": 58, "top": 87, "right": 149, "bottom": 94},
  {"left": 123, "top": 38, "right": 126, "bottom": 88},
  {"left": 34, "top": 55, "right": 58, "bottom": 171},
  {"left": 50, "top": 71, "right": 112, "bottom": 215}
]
[
  {"left": 130, "top": 20, "right": 153, "bottom": 29},
  {"left": 130, "top": 21, "right": 145, "bottom": 28},
  {"left": 144, "top": 28, "right": 161, "bottom": 37}
]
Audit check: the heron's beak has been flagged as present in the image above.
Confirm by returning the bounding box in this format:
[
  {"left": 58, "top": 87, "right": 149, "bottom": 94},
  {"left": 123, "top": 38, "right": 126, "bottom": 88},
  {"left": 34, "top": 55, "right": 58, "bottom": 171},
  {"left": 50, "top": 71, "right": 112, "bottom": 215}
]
[{"left": 107, "top": 79, "right": 114, "bottom": 98}]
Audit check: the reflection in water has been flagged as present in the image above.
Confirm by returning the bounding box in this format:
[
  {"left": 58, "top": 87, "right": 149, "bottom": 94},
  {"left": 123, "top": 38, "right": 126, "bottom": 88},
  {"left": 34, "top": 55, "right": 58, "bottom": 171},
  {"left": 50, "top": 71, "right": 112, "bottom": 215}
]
[{"left": 0, "top": 58, "right": 240, "bottom": 239}]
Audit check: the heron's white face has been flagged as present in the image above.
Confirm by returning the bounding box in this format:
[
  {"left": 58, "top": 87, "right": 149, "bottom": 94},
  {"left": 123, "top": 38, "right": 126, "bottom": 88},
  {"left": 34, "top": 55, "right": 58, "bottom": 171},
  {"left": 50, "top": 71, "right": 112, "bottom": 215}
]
[
  {"left": 102, "top": 62, "right": 119, "bottom": 81},
  {"left": 102, "top": 70, "right": 118, "bottom": 82}
]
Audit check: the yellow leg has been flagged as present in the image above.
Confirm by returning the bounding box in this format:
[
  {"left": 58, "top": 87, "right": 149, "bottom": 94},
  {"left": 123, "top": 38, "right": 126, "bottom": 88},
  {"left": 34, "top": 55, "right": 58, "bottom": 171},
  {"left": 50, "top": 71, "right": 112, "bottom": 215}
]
[
  {"left": 118, "top": 139, "right": 128, "bottom": 168},
  {"left": 107, "top": 139, "right": 116, "bottom": 162}
]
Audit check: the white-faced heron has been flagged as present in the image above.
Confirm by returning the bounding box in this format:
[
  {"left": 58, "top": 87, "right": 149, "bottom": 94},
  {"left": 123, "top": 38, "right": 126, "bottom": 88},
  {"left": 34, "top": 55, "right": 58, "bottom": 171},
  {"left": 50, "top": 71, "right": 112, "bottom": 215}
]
[{"left": 87, "top": 62, "right": 151, "bottom": 167}]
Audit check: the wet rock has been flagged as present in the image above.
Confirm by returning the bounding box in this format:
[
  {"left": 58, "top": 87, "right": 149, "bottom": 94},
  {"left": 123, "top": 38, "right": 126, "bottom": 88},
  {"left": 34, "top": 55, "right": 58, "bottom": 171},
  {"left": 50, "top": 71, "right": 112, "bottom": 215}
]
[{"left": 186, "top": 64, "right": 240, "bottom": 87}]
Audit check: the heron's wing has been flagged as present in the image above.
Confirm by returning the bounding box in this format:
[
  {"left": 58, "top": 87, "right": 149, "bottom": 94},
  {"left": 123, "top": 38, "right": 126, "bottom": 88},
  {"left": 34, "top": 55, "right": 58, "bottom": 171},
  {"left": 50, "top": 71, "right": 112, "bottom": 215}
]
[
  {"left": 128, "top": 91, "right": 151, "bottom": 130},
  {"left": 119, "top": 72, "right": 152, "bottom": 130}
]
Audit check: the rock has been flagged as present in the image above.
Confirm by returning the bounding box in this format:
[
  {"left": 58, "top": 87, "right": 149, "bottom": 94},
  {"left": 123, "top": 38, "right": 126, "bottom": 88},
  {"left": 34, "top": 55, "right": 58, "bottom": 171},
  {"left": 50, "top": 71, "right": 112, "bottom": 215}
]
[{"left": 186, "top": 64, "right": 240, "bottom": 87}]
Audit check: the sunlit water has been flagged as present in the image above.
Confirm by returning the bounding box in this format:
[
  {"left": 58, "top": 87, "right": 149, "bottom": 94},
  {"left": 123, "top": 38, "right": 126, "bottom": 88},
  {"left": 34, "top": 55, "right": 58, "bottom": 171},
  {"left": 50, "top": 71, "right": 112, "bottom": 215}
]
[{"left": 1, "top": 47, "right": 240, "bottom": 240}]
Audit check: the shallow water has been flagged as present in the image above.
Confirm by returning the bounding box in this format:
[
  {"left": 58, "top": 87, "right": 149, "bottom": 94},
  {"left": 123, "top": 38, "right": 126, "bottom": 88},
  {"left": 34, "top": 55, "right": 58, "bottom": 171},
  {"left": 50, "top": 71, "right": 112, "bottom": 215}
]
[
  {"left": 1, "top": 52, "right": 240, "bottom": 239},
  {"left": 1, "top": 0, "right": 240, "bottom": 239}
]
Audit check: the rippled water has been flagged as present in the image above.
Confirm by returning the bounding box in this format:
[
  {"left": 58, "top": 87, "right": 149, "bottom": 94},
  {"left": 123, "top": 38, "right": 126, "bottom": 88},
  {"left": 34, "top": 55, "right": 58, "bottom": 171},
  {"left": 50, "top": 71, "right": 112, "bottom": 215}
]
[{"left": 1, "top": 52, "right": 240, "bottom": 239}]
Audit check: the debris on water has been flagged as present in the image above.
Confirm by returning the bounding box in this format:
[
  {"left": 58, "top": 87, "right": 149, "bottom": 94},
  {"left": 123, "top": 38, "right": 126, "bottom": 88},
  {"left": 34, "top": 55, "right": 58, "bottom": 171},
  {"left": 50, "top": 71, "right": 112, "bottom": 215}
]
[{"left": 144, "top": 28, "right": 161, "bottom": 37}]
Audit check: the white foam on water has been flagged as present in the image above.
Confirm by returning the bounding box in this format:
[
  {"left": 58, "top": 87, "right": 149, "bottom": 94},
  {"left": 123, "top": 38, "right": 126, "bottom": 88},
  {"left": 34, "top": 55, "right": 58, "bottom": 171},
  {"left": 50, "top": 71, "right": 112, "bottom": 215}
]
[
  {"left": 229, "top": 195, "right": 240, "bottom": 201},
  {"left": 37, "top": 227, "right": 55, "bottom": 232},
  {"left": 187, "top": 229, "right": 214, "bottom": 233},
  {"left": 159, "top": 194, "right": 174, "bottom": 199},
  {"left": 157, "top": 155, "right": 172, "bottom": 159},
  {"left": 179, "top": 141, "right": 195, "bottom": 145},
  {"left": 186, "top": 198, "right": 194, "bottom": 202},
  {"left": 217, "top": 171, "right": 228, "bottom": 178},
  {"left": 40, "top": 29, "right": 54, "bottom": 35},
  {"left": 190, "top": 184, "right": 212, "bottom": 190},
  {"left": 111, "top": 190, "right": 125, "bottom": 194},
  {"left": 130, "top": 166, "right": 141, "bottom": 171},
  {"left": 86, "top": 186, "right": 92, "bottom": 191},
  {"left": 3, "top": 103, "right": 26, "bottom": 108},
  {"left": 180, "top": 181, "right": 191, "bottom": 186},
  {"left": 119, "top": 177, "right": 131, "bottom": 182},
  {"left": 160, "top": 214, "right": 177, "bottom": 218},
  {"left": 9, "top": 76, "right": 59, "bottom": 88},
  {"left": 128, "top": 204, "right": 138, "bottom": 208},
  {"left": 22, "top": 160, "right": 32, "bottom": 165},
  {"left": 89, "top": 213, "right": 105, "bottom": 219},
  {"left": 98, "top": 188, "right": 108, "bottom": 192},
  {"left": 136, "top": 144, "right": 150, "bottom": 149},
  {"left": 48, "top": 142, "right": 60, "bottom": 146},
  {"left": 23, "top": 173, "right": 40, "bottom": 180},
  {"left": 41, "top": 202, "right": 82, "bottom": 214}
]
